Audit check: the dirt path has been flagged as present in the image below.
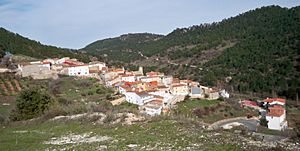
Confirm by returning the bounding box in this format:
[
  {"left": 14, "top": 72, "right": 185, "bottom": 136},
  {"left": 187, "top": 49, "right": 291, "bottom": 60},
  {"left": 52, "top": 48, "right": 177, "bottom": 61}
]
[{"left": 208, "top": 117, "right": 259, "bottom": 132}]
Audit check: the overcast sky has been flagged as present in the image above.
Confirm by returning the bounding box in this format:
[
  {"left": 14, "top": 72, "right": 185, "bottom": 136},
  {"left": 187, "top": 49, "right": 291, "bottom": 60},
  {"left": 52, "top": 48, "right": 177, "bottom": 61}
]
[{"left": 0, "top": 0, "right": 299, "bottom": 49}]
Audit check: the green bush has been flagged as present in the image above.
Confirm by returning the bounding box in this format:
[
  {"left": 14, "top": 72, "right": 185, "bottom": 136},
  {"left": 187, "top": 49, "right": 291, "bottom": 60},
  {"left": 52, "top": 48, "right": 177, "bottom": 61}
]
[
  {"left": 260, "top": 118, "right": 268, "bottom": 127},
  {"left": 10, "top": 88, "right": 54, "bottom": 121}
]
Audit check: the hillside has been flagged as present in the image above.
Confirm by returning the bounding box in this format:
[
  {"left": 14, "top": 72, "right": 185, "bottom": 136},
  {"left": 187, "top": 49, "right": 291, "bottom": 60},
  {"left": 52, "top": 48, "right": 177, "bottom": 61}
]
[
  {"left": 82, "top": 33, "right": 163, "bottom": 63},
  {"left": 82, "top": 6, "right": 300, "bottom": 100},
  {"left": 0, "top": 28, "right": 90, "bottom": 62}
]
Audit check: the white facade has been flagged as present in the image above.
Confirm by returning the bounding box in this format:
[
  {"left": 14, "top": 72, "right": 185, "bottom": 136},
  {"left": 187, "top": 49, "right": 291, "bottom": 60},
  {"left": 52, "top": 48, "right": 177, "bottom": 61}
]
[
  {"left": 38, "top": 63, "right": 51, "bottom": 70},
  {"left": 170, "top": 85, "right": 189, "bottom": 95},
  {"left": 43, "top": 59, "right": 55, "bottom": 64},
  {"left": 88, "top": 62, "right": 106, "bottom": 69},
  {"left": 118, "top": 86, "right": 128, "bottom": 94},
  {"left": 101, "top": 72, "right": 118, "bottom": 81},
  {"left": 121, "top": 75, "right": 136, "bottom": 82},
  {"left": 20, "top": 64, "right": 51, "bottom": 77},
  {"left": 106, "top": 77, "right": 121, "bottom": 87},
  {"left": 268, "top": 101, "right": 285, "bottom": 106},
  {"left": 124, "top": 92, "right": 154, "bottom": 105},
  {"left": 143, "top": 106, "right": 162, "bottom": 116},
  {"left": 140, "top": 76, "right": 160, "bottom": 83},
  {"left": 68, "top": 65, "right": 89, "bottom": 76},
  {"left": 162, "top": 76, "right": 173, "bottom": 86},
  {"left": 56, "top": 57, "right": 70, "bottom": 64},
  {"left": 207, "top": 92, "right": 220, "bottom": 100},
  {"left": 148, "top": 91, "right": 173, "bottom": 103},
  {"left": 266, "top": 112, "right": 288, "bottom": 131}
]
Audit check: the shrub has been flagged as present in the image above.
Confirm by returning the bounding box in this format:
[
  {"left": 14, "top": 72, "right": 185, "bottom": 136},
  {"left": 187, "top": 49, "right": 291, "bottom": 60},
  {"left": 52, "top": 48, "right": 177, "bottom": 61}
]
[
  {"left": 103, "top": 112, "right": 115, "bottom": 124},
  {"left": 77, "top": 80, "right": 91, "bottom": 88},
  {"left": 260, "top": 118, "right": 268, "bottom": 127},
  {"left": 0, "top": 114, "right": 8, "bottom": 124},
  {"left": 193, "top": 108, "right": 205, "bottom": 118},
  {"left": 64, "top": 102, "right": 87, "bottom": 115},
  {"left": 96, "top": 88, "right": 105, "bottom": 94},
  {"left": 10, "top": 88, "right": 54, "bottom": 121},
  {"left": 88, "top": 91, "right": 94, "bottom": 95}
]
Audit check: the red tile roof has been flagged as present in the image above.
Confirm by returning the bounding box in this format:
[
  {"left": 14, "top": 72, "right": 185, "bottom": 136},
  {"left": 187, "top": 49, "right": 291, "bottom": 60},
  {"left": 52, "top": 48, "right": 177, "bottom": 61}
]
[
  {"left": 146, "top": 71, "right": 163, "bottom": 77},
  {"left": 267, "top": 105, "right": 285, "bottom": 117},
  {"left": 147, "top": 99, "right": 163, "bottom": 104},
  {"left": 242, "top": 100, "right": 258, "bottom": 107},
  {"left": 263, "top": 98, "right": 286, "bottom": 104},
  {"left": 172, "top": 84, "right": 187, "bottom": 87}
]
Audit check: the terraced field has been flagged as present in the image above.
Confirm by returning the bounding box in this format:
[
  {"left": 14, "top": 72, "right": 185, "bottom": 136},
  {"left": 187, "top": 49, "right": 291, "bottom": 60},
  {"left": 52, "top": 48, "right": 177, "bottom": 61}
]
[{"left": 0, "top": 74, "right": 23, "bottom": 96}]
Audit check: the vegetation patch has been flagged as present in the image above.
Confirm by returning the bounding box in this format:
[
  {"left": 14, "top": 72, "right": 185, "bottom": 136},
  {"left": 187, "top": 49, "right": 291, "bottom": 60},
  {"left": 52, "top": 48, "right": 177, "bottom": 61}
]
[{"left": 174, "top": 99, "right": 255, "bottom": 123}]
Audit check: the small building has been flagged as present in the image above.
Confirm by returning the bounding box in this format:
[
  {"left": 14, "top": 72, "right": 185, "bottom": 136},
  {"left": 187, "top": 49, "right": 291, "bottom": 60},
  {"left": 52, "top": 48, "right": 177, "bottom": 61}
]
[
  {"left": 124, "top": 91, "right": 154, "bottom": 105},
  {"left": 241, "top": 100, "right": 260, "bottom": 110},
  {"left": 146, "top": 71, "right": 164, "bottom": 77},
  {"left": 121, "top": 75, "right": 136, "bottom": 82},
  {"left": 18, "top": 62, "right": 57, "bottom": 79},
  {"left": 101, "top": 71, "right": 118, "bottom": 81},
  {"left": 140, "top": 76, "right": 160, "bottom": 83},
  {"left": 266, "top": 105, "right": 288, "bottom": 131},
  {"left": 207, "top": 91, "right": 220, "bottom": 100},
  {"left": 56, "top": 57, "right": 70, "bottom": 64},
  {"left": 133, "top": 66, "right": 144, "bottom": 76},
  {"left": 106, "top": 76, "right": 121, "bottom": 87},
  {"left": 142, "top": 100, "right": 163, "bottom": 116},
  {"left": 189, "top": 86, "right": 203, "bottom": 98},
  {"left": 161, "top": 76, "right": 173, "bottom": 86},
  {"left": 67, "top": 65, "right": 89, "bottom": 76},
  {"left": 118, "top": 85, "right": 131, "bottom": 94},
  {"left": 19, "top": 63, "right": 50, "bottom": 76},
  {"left": 203, "top": 88, "right": 220, "bottom": 100},
  {"left": 88, "top": 61, "right": 106, "bottom": 70},
  {"left": 170, "top": 84, "right": 189, "bottom": 95},
  {"left": 219, "top": 89, "right": 230, "bottom": 98}
]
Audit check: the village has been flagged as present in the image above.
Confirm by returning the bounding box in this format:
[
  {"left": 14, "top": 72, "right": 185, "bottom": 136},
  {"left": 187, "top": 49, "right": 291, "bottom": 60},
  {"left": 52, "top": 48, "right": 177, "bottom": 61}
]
[{"left": 3, "top": 55, "right": 288, "bottom": 132}]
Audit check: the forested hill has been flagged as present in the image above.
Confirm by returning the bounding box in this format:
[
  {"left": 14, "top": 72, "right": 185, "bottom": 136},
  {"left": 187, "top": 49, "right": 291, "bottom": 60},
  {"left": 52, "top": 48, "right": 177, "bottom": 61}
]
[
  {"left": 0, "top": 28, "right": 90, "bottom": 62},
  {"left": 82, "top": 6, "right": 300, "bottom": 99},
  {"left": 82, "top": 33, "right": 163, "bottom": 63}
]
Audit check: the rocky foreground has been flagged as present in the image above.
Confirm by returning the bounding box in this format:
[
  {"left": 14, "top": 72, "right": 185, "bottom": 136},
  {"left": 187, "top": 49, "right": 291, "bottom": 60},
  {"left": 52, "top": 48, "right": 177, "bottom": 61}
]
[{"left": 4, "top": 112, "right": 297, "bottom": 151}]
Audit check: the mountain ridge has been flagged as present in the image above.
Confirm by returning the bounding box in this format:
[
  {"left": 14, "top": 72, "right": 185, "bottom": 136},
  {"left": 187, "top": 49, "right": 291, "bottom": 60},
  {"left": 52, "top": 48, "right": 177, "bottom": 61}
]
[
  {"left": 81, "top": 5, "right": 300, "bottom": 99},
  {"left": 0, "top": 27, "right": 90, "bottom": 62}
]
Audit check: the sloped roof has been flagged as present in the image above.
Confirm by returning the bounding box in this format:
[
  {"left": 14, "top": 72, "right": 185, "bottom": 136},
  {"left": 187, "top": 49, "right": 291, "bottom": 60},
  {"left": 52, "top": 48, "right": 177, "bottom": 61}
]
[
  {"left": 263, "top": 98, "right": 286, "bottom": 104},
  {"left": 267, "top": 105, "right": 285, "bottom": 117}
]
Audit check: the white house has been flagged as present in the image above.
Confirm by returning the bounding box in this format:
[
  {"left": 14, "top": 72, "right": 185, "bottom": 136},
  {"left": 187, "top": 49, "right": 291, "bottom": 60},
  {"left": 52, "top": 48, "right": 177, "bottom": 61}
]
[
  {"left": 118, "top": 85, "right": 131, "bottom": 94},
  {"left": 140, "top": 76, "right": 160, "bottom": 83},
  {"left": 146, "top": 71, "right": 164, "bottom": 77},
  {"left": 142, "top": 100, "right": 163, "bottom": 116},
  {"left": 133, "top": 66, "right": 144, "bottom": 76},
  {"left": 106, "top": 76, "right": 121, "bottom": 87},
  {"left": 170, "top": 84, "right": 189, "bottom": 95},
  {"left": 219, "top": 89, "right": 230, "bottom": 98},
  {"left": 207, "top": 91, "right": 220, "bottom": 100},
  {"left": 124, "top": 91, "right": 154, "bottom": 105},
  {"left": 88, "top": 62, "right": 106, "bottom": 70},
  {"left": 56, "top": 57, "right": 70, "bottom": 64},
  {"left": 266, "top": 105, "right": 288, "bottom": 131},
  {"left": 101, "top": 71, "right": 118, "bottom": 81},
  {"left": 121, "top": 75, "right": 136, "bottom": 82},
  {"left": 67, "top": 65, "right": 89, "bottom": 76},
  {"left": 19, "top": 63, "right": 51, "bottom": 77},
  {"left": 161, "top": 76, "right": 173, "bottom": 86}
]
